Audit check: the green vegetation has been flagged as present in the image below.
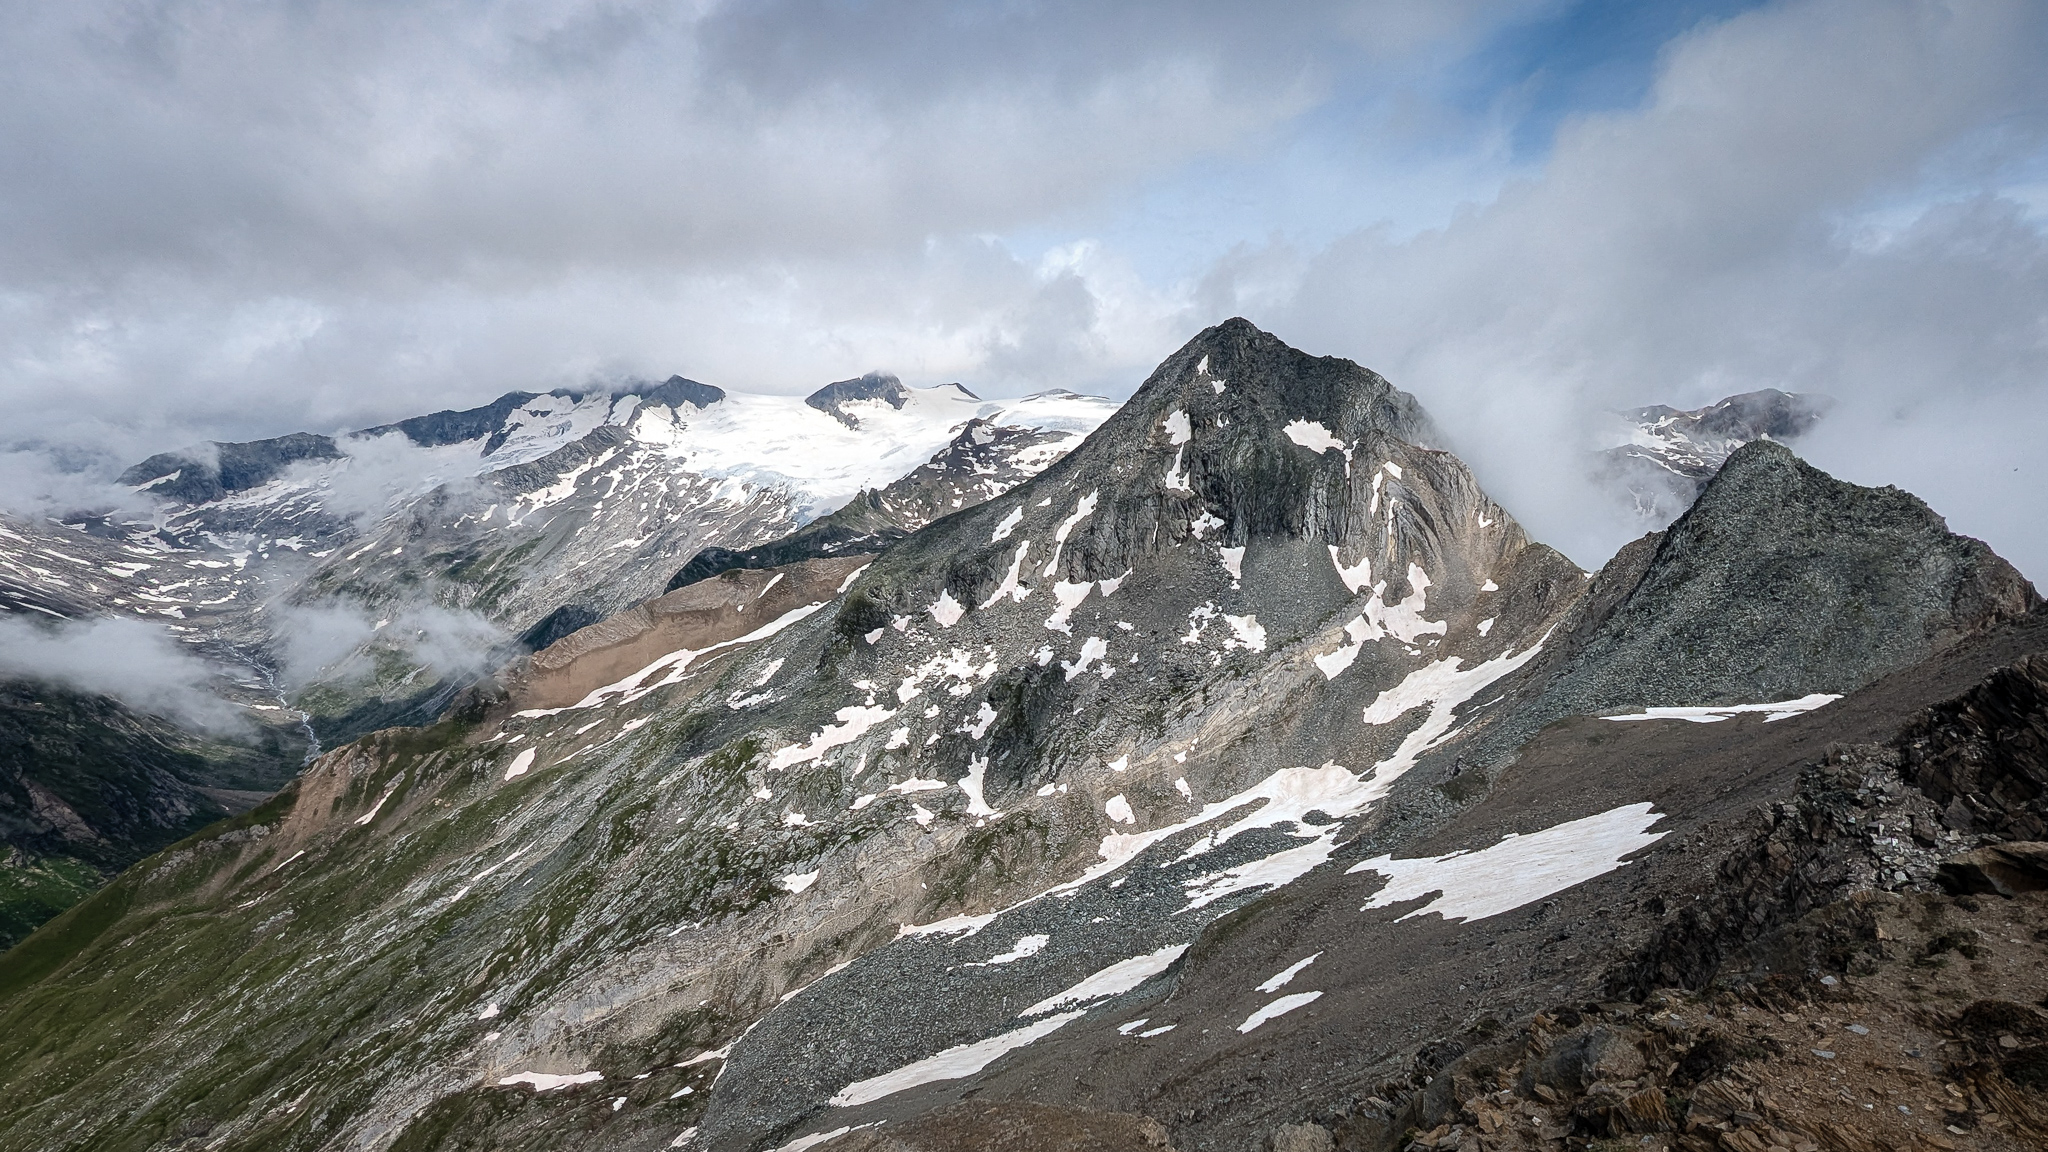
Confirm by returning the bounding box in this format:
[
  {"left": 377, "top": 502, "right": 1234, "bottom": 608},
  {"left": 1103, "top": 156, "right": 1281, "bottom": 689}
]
[{"left": 0, "top": 855, "right": 102, "bottom": 953}]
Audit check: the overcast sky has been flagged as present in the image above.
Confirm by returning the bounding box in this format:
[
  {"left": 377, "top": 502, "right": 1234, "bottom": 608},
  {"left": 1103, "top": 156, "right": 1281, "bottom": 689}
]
[{"left": 2, "top": 0, "right": 2043, "bottom": 575}]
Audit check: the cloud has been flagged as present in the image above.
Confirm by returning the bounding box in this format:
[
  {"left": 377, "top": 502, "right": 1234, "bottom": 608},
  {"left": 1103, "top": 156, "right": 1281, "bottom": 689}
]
[
  {"left": 0, "top": 0, "right": 2041, "bottom": 587},
  {"left": 281, "top": 431, "right": 488, "bottom": 526},
  {"left": 271, "top": 600, "right": 510, "bottom": 691},
  {"left": 0, "top": 615, "right": 244, "bottom": 731},
  {"left": 0, "top": 2, "right": 1537, "bottom": 449},
  {"left": 0, "top": 444, "right": 159, "bottom": 521},
  {"left": 1248, "top": 0, "right": 2048, "bottom": 575}
]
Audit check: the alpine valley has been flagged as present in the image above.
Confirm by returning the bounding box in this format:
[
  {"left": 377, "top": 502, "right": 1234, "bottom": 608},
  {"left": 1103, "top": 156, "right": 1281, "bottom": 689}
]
[{"left": 2, "top": 320, "right": 2045, "bottom": 1152}]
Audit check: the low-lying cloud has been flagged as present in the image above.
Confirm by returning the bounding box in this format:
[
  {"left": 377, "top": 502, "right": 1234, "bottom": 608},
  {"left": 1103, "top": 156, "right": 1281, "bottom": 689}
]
[
  {"left": 271, "top": 600, "right": 510, "bottom": 692},
  {"left": 0, "top": 615, "right": 243, "bottom": 731},
  {"left": 282, "top": 432, "right": 488, "bottom": 528}
]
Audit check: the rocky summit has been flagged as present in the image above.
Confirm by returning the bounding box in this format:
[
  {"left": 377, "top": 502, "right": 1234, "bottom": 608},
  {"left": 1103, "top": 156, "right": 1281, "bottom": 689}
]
[{"left": 1, "top": 320, "right": 2045, "bottom": 1152}]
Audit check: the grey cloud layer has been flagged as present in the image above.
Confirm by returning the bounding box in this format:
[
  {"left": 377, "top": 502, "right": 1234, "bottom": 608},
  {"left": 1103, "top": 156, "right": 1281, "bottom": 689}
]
[
  {"left": 2, "top": 0, "right": 1480, "bottom": 285},
  {"left": 1, "top": 0, "right": 2043, "bottom": 581},
  {"left": 1253, "top": 0, "right": 2048, "bottom": 572},
  {"left": 2, "top": 0, "right": 1525, "bottom": 453}
]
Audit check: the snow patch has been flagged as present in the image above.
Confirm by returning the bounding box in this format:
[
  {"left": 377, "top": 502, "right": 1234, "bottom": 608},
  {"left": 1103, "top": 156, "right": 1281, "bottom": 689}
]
[
  {"left": 1061, "top": 636, "right": 1109, "bottom": 681},
  {"left": 1328, "top": 546, "right": 1373, "bottom": 594},
  {"left": 768, "top": 704, "right": 899, "bottom": 771},
  {"left": 1256, "top": 953, "right": 1321, "bottom": 993},
  {"left": 960, "top": 754, "right": 1000, "bottom": 817},
  {"left": 1223, "top": 613, "right": 1265, "bottom": 652},
  {"left": 1600, "top": 694, "right": 1841, "bottom": 724},
  {"left": 1104, "top": 794, "right": 1135, "bottom": 824},
  {"left": 354, "top": 778, "right": 403, "bottom": 825},
  {"left": 503, "top": 749, "right": 536, "bottom": 781},
  {"left": 828, "top": 1011, "right": 1085, "bottom": 1107},
  {"left": 778, "top": 870, "right": 819, "bottom": 895},
  {"left": 1219, "top": 546, "right": 1245, "bottom": 583},
  {"left": 979, "top": 541, "right": 1032, "bottom": 607},
  {"left": 928, "top": 590, "right": 965, "bottom": 628},
  {"left": 1360, "top": 643, "right": 1545, "bottom": 778},
  {"left": 1283, "top": 420, "right": 1352, "bottom": 467},
  {"left": 960, "top": 702, "right": 998, "bottom": 739},
  {"left": 1040, "top": 491, "right": 1098, "bottom": 578},
  {"left": 498, "top": 1071, "right": 603, "bottom": 1092},
  {"left": 771, "top": 1124, "right": 879, "bottom": 1152},
  {"left": 1020, "top": 944, "right": 1189, "bottom": 1016},
  {"left": 529, "top": 600, "right": 830, "bottom": 714},
  {"left": 1364, "top": 563, "right": 1447, "bottom": 644},
  {"left": 1237, "top": 991, "right": 1322, "bottom": 1033},
  {"left": 1314, "top": 642, "right": 1360, "bottom": 680},
  {"left": 1350, "top": 803, "right": 1667, "bottom": 922},
  {"left": 990, "top": 506, "right": 1023, "bottom": 543},
  {"left": 1045, "top": 580, "right": 1092, "bottom": 633},
  {"left": 1163, "top": 445, "right": 1191, "bottom": 493},
  {"left": 967, "top": 934, "right": 1049, "bottom": 967}
]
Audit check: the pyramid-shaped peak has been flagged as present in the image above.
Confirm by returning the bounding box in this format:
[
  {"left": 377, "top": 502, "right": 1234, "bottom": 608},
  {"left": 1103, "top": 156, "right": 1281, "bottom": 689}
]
[{"left": 1115, "top": 318, "right": 1442, "bottom": 453}]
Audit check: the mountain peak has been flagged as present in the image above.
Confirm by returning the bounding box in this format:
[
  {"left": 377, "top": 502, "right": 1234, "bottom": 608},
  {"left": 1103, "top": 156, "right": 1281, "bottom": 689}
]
[
  {"left": 1602, "top": 386, "right": 1832, "bottom": 520},
  {"left": 116, "top": 432, "right": 344, "bottom": 505},
  {"left": 629, "top": 374, "right": 725, "bottom": 410},
  {"left": 805, "top": 372, "right": 913, "bottom": 427},
  {"left": 1130, "top": 318, "right": 1441, "bottom": 447},
  {"left": 1538, "top": 437, "right": 2041, "bottom": 717}
]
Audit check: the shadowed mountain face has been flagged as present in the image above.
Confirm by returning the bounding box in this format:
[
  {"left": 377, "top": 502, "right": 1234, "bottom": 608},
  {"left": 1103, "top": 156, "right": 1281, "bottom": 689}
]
[
  {"left": 0, "top": 679, "right": 298, "bottom": 950},
  {"left": 0, "top": 321, "right": 2038, "bottom": 1152}
]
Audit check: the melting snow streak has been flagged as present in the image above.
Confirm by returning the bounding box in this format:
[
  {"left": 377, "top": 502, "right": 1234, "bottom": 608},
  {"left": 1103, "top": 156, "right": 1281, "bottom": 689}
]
[
  {"left": 1600, "top": 694, "right": 1840, "bottom": 724},
  {"left": 1021, "top": 944, "right": 1189, "bottom": 1016},
  {"left": 1238, "top": 990, "right": 1322, "bottom": 1033},
  {"left": 828, "top": 1011, "right": 1085, "bottom": 1107},
  {"left": 1348, "top": 803, "right": 1667, "bottom": 922}
]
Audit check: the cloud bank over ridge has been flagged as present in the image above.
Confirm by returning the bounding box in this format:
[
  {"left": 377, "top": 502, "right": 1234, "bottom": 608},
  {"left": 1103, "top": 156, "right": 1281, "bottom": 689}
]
[{"left": 0, "top": 0, "right": 2042, "bottom": 576}]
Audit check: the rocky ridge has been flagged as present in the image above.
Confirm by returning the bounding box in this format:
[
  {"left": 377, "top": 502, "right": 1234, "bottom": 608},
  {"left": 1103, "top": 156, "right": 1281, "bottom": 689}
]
[
  {"left": 0, "top": 321, "right": 2036, "bottom": 1152},
  {"left": 0, "top": 375, "right": 1114, "bottom": 949}
]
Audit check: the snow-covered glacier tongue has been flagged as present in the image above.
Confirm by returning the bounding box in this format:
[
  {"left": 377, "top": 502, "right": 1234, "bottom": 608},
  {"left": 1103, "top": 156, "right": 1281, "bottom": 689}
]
[{"left": 0, "top": 320, "right": 2039, "bottom": 1152}]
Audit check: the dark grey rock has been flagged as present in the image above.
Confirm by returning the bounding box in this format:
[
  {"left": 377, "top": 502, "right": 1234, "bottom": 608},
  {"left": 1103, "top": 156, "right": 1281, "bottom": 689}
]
[
  {"left": 118, "top": 432, "right": 344, "bottom": 505},
  {"left": 1535, "top": 439, "right": 2038, "bottom": 718}
]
